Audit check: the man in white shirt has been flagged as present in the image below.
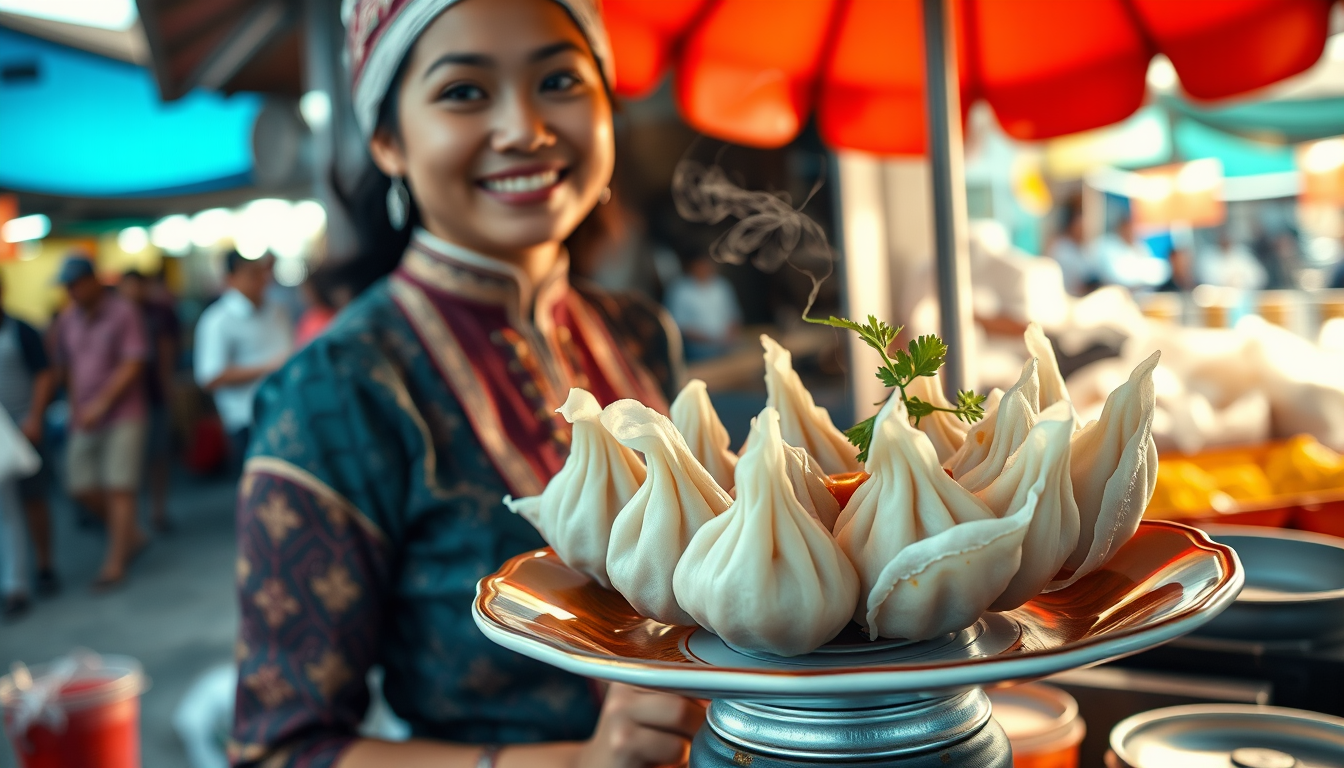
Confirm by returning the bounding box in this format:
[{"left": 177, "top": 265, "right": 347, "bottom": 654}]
[
  {"left": 194, "top": 252, "right": 293, "bottom": 464},
  {"left": 1198, "top": 232, "right": 1268, "bottom": 290},
  {"left": 1047, "top": 203, "right": 1100, "bottom": 296},
  {"left": 1094, "top": 213, "right": 1171, "bottom": 290},
  {"left": 665, "top": 255, "right": 742, "bottom": 362}
]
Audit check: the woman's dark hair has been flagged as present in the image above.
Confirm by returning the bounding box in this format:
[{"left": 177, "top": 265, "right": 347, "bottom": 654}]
[
  {"left": 320, "top": 50, "right": 620, "bottom": 298},
  {"left": 320, "top": 57, "right": 418, "bottom": 297}
]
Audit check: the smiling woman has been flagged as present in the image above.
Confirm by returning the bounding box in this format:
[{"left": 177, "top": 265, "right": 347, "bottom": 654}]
[
  {"left": 367, "top": 0, "right": 614, "bottom": 283},
  {"left": 229, "top": 1, "right": 694, "bottom": 768}
]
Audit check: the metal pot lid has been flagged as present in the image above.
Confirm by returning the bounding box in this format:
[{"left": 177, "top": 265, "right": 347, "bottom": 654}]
[{"left": 1110, "top": 705, "right": 1344, "bottom": 768}]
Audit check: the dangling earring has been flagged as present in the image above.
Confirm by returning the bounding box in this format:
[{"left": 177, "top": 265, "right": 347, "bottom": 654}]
[
  {"left": 598, "top": 187, "right": 612, "bottom": 205},
  {"left": 387, "top": 176, "right": 410, "bottom": 230}
]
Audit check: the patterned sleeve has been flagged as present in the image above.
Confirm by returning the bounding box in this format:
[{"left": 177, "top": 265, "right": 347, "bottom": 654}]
[{"left": 230, "top": 338, "right": 400, "bottom": 768}]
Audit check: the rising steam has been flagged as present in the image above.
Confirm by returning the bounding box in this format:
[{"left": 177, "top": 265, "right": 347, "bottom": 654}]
[{"left": 671, "top": 152, "right": 836, "bottom": 318}]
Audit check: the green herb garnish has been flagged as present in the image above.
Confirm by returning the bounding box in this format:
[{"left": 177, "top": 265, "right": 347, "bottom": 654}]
[{"left": 806, "top": 315, "right": 986, "bottom": 462}]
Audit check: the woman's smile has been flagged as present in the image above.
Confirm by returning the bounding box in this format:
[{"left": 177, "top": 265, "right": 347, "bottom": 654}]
[{"left": 478, "top": 164, "right": 569, "bottom": 205}]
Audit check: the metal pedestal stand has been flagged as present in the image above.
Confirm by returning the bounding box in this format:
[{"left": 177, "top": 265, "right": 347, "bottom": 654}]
[
  {"left": 690, "top": 690, "right": 1011, "bottom": 767},
  {"left": 472, "top": 526, "right": 1242, "bottom": 768}
]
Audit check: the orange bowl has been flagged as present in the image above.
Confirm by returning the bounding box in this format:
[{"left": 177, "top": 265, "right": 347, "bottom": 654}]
[{"left": 1294, "top": 498, "right": 1344, "bottom": 538}]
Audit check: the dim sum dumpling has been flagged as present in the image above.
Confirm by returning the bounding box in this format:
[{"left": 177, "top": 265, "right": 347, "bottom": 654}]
[
  {"left": 673, "top": 407, "right": 859, "bottom": 656},
  {"left": 905, "top": 371, "right": 969, "bottom": 463},
  {"left": 670, "top": 379, "right": 737, "bottom": 490},
  {"left": 1051, "top": 351, "right": 1160, "bottom": 590},
  {"left": 834, "top": 397, "right": 1032, "bottom": 641},
  {"left": 504, "top": 388, "right": 645, "bottom": 589},
  {"left": 783, "top": 442, "right": 841, "bottom": 531},
  {"left": 974, "top": 404, "right": 1080, "bottom": 610},
  {"left": 735, "top": 414, "right": 841, "bottom": 530},
  {"left": 945, "top": 360, "right": 1040, "bottom": 492},
  {"left": 1025, "top": 323, "right": 1081, "bottom": 429},
  {"left": 1024, "top": 323, "right": 1069, "bottom": 413},
  {"left": 602, "top": 400, "right": 732, "bottom": 625},
  {"left": 762, "top": 335, "right": 861, "bottom": 474}
]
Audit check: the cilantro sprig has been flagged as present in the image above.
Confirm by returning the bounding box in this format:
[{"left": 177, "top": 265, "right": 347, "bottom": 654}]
[{"left": 807, "top": 315, "right": 987, "bottom": 462}]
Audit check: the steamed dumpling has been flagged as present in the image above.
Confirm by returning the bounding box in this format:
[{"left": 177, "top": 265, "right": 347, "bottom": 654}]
[
  {"left": 1025, "top": 323, "right": 1082, "bottom": 429},
  {"left": 783, "top": 442, "right": 841, "bottom": 531},
  {"left": 505, "top": 388, "right": 645, "bottom": 588},
  {"left": 1024, "top": 324, "right": 1069, "bottom": 413},
  {"left": 974, "top": 404, "right": 1080, "bottom": 610},
  {"left": 670, "top": 379, "right": 738, "bottom": 490},
  {"left": 673, "top": 407, "right": 859, "bottom": 656},
  {"left": 735, "top": 412, "right": 841, "bottom": 530},
  {"left": 1051, "top": 351, "right": 1160, "bottom": 590},
  {"left": 946, "top": 360, "right": 1040, "bottom": 492},
  {"left": 602, "top": 400, "right": 732, "bottom": 625},
  {"left": 834, "top": 397, "right": 1031, "bottom": 641},
  {"left": 906, "top": 371, "right": 969, "bottom": 463},
  {"left": 762, "top": 335, "right": 861, "bottom": 474}
]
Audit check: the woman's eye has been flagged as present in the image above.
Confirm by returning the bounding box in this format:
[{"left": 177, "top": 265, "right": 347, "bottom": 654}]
[
  {"left": 440, "top": 83, "right": 486, "bottom": 102},
  {"left": 541, "top": 71, "right": 582, "bottom": 93}
]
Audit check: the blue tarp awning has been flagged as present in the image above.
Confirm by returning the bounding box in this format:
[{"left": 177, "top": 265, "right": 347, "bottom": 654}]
[{"left": 0, "top": 27, "right": 260, "bottom": 197}]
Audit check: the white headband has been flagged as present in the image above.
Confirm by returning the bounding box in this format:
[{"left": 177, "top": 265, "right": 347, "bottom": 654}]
[{"left": 343, "top": 0, "right": 614, "bottom": 139}]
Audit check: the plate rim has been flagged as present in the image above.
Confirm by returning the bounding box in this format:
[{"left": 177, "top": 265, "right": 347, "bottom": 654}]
[{"left": 472, "top": 521, "right": 1244, "bottom": 697}]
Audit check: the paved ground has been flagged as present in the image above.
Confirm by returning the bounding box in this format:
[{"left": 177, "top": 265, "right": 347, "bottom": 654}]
[{"left": 1, "top": 469, "right": 241, "bottom": 768}]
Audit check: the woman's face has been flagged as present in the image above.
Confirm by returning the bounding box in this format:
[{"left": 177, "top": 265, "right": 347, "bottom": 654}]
[{"left": 371, "top": 0, "right": 614, "bottom": 260}]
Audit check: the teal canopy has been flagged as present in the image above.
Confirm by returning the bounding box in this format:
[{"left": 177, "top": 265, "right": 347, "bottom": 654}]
[
  {"left": 1162, "top": 93, "right": 1344, "bottom": 144},
  {"left": 1172, "top": 119, "right": 1297, "bottom": 177}
]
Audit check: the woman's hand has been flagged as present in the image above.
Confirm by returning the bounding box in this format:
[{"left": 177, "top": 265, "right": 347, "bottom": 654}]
[{"left": 575, "top": 684, "right": 706, "bottom": 768}]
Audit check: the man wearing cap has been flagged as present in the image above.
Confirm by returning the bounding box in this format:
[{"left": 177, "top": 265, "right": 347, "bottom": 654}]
[{"left": 51, "top": 255, "right": 150, "bottom": 589}]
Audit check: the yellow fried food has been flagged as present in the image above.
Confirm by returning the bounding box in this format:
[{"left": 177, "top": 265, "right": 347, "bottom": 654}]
[
  {"left": 1264, "top": 435, "right": 1344, "bottom": 494},
  {"left": 1148, "top": 460, "right": 1226, "bottom": 519},
  {"left": 1207, "top": 464, "right": 1274, "bottom": 502}
]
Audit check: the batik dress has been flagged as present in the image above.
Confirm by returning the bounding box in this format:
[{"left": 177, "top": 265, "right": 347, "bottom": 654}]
[{"left": 230, "top": 230, "right": 680, "bottom": 768}]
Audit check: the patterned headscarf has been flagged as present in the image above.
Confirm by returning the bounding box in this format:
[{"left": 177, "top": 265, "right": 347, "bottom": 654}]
[{"left": 342, "top": 0, "right": 614, "bottom": 139}]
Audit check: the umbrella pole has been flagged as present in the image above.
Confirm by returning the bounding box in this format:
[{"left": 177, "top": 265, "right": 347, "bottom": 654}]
[{"left": 921, "top": 0, "right": 975, "bottom": 396}]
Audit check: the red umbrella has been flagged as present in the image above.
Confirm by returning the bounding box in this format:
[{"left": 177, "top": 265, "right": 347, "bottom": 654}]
[
  {"left": 603, "top": 0, "right": 1335, "bottom": 390},
  {"left": 605, "top": 0, "right": 1334, "bottom": 155}
]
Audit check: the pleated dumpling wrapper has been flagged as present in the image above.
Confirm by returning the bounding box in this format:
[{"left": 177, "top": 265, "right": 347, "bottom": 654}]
[
  {"left": 734, "top": 414, "right": 841, "bottom": 531},
  {"left": 504, "top": 388, "right": 645, "bottom": 589},
  {"left": 762, "top": 334, "right": 861, "bottom": 475},
  {"left": 974, "top": 403, "right": 1081, "bottom": 611},
  {"left": 834, "top": 396, "right": 1033, "bottom": 641},
  {"left": 905, "top": 370, "right": 969, "bottom": 464},
  {"left": 945, "top": 359, "right": 1041, "bottom": 493},
  {"left": 670, "top": 379, "right": 737, "bottom": 491},
  {"left": 784, "top": 442, "right": 841, "bottom": 531},
  {"left": 673, "top": 407, "right": 859, "bottom": 656},
  {"left": 1051, "top": 351, "right": 1160, "bottom": 590},
  {"left": 602, "top": 399, "right": 732, "bottom": 626},
  {"left": 1024, "top": 323, "right": 1081, "bottom": 429}
]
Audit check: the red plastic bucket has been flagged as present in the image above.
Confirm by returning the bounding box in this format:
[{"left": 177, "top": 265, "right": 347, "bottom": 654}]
[{"left": 1, "top": 654, "right": 147, "bottom": 768}]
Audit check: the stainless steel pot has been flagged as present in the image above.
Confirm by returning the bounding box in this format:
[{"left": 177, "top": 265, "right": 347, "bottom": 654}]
[
  {"left": 1195, "top": 526, "right": 1344, "bottom": 642},
  {"left": 1106, "top": 704, "right": 1344, "bottom": 768}
]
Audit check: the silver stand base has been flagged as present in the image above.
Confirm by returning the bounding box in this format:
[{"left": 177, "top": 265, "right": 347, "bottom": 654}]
[{"left": 689, "top": 689, "right": 1011, "bottom": 767}]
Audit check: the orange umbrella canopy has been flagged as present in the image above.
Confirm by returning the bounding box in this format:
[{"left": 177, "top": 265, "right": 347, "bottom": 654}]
[{"left": 605, "top": 0, "right": 1335, "bottom": 155}]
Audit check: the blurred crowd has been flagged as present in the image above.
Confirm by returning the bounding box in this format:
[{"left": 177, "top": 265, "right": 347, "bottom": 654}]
[
  {"left": 0, "top": 249, "right": 323, "bottom": 620},
  {"left": 1044, "top": 199, "right": 1307, "bottom": 298}
]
